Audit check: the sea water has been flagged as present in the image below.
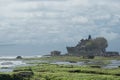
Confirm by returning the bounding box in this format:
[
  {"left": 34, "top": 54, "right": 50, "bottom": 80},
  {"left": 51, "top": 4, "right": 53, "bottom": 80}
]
[{"left": 0, "top": 55, "right": 42, "bottom": 72}]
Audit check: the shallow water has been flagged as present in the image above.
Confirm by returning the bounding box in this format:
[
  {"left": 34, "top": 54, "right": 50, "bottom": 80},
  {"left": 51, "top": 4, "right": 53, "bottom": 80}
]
[
  {"left": 51, "top": 61, "right": 84, "bottom": 66},
  {"left": 0, "top": 59, "right": 120, "bottom": 72},
  {"left": 51, "top": 60, "right": 120, "bottom": 69},
  {"left": 103, "top": 60, "right": 120, "bottom": 69}
]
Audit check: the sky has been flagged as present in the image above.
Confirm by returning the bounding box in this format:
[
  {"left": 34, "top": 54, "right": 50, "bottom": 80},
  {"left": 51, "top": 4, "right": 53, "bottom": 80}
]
[{"left": 0, "top": 0, "right": 120, "bottom": 56}]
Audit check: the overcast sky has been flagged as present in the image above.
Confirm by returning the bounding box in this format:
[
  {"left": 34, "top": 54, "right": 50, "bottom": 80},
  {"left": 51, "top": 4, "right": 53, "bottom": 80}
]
[{"left": 0, "top": 0, "right": 120, "bottom": 56}]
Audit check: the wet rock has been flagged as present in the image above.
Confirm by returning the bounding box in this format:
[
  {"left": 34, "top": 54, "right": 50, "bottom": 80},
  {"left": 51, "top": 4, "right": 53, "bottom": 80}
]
[
  {"left": 90, "top": 65, "right": 101, "bottom": 68},
  {"left": 16, "top": 56, "right": 22, "bottom": 59}
]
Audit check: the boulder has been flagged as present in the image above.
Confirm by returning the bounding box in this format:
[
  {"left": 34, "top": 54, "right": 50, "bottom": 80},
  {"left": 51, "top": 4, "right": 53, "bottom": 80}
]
[{"left": 16, "top": 56, "right": 22, "bottom": 59}]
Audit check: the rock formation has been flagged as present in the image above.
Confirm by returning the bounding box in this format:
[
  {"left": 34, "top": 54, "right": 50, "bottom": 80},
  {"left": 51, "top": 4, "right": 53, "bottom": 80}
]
[{"left": 66, "top": 35, "right": 108, "bottom": 56}]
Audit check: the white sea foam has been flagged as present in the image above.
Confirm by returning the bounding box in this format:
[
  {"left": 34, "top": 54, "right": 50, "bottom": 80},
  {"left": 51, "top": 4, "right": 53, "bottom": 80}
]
[
  {"left": 0, "top": 60, "right": 26, "bottom": 68},
  {"left": 0, "top": 55, "right": 42, "bottom": 59},
  {"left": 0, "top": 56, "right": 16, "bottom": 59}
]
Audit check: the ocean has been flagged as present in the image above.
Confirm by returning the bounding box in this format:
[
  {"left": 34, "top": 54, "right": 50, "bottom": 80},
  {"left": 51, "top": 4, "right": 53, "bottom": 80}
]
[{"left": 0, "top": 55, "right": 42, "bottom": 59}]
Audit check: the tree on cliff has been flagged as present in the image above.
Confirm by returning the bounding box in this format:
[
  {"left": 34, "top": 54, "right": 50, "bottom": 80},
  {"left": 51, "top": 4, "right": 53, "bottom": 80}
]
[
  {"left": 85, "top": 37, "right": 108, "bottom": 51},
  {"left": 94, "top": 37, "right": 108, "bottom": 49}
]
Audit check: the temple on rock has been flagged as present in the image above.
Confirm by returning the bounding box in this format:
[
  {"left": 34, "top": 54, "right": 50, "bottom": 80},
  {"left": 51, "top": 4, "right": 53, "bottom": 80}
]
[{"left": 66, "top": 35, "right": 119, "bottom": 57}]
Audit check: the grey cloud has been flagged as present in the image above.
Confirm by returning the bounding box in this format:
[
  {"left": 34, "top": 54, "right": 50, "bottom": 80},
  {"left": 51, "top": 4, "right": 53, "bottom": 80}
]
[
  {"left": 0, "top": 0, "right": 120, "bottom": 54},
  {"left": 17, "top": 0, "right": 67, "bottom": 2}
]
